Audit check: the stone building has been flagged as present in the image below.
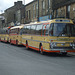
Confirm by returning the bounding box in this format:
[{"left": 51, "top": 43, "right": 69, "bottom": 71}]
[
  {"left": 3, "top": 0, "right": 75, "bottom": 26},
  {"left": 15, "top": 10, "right": 21, "bottom": 25},
  {"left": 4, "top": 1, "right": 24, "bottom": 26},
  {"left": 0, "top": 13, "right": 5, "bottom": 28},
  {"left": 53, "top": 0, "right": 75, "bottom": 23},
  {"left": 21, "top": 0, "right": 53, "bottom": 23},
  {"left": 22, "top": 0, "right": 75, "bottom": 24},
  {"left": 25, "top": 0, "right": 38, "bottom": 23}
]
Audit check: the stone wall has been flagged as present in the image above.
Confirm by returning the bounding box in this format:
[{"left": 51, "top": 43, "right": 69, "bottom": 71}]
[{"left": 4, "top": 1, "right": 24, "bottom": 26}]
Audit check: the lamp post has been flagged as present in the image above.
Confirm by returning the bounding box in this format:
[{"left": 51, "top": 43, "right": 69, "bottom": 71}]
[
  {"left": 22, "top": 0, "right": 25, "bottom": 24},
  {"left": 24, "top": 0, "right": 25, "bottom": 5},
  {"left": 73, "top": 8, "right": 75, "bottom": 24},
  {"left": 37, "top": 0, "right": 39, "bottom": 22}
]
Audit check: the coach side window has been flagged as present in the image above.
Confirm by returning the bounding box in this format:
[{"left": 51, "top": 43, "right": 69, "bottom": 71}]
[
  {"left": 26, "top": 25, "right": 31, "bottom": 34},
  {"left": 45, "top": 24, "right": 49, "bottom": 35},
  {"left": 42, "top": 24, "right": 49, "bottom": 36},
  {"left": 36, "top": 24, "right": 43, "bottom": 35},
  {"left": 49, "top": 23, "right": 54, "bottom": 36},
  {"left": 31, "top": 25, "right": 36, "bottom": 34},
  {"left": 42, "top": 25, "right": 46, "bottom": 35},
  {"left": 22, "top": 26, "right": 27, "bottom": 34},
  {"left": 16, "top": 28, "right": 19, "bottom": 34}
]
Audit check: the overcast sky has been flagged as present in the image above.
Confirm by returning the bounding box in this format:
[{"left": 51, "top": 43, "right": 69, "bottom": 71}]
[{"left": 0, "top": 0, "right": 33, "bottom": 14}]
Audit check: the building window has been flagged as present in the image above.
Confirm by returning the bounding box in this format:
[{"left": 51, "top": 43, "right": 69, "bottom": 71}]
[
  {"left": 68, "top": 5, "right": 70, "bottom": 12},
  {"left": 42, "top": 0, "right": 45, "bottom": 15},
  {"left": 66, "top": 5, "right": 70, "bottom": 18},
  {"left": 36, "top": 24, "right": 43, "bottom": 35},
  {"left": 42, "top": 0, "right": 45, "bottom": 10},
  {"left": 48, "top": 0, "right": 51, "bottom": 8},
  {"left": 56, "top": 9, "right": 58, "bottom": 17},
  {"left": 33, "top": 4, "right": 35, "bottom": 10},
  {"left": 36, "top": 3, "right": 38, "bottom": 9},
  {"left": 26, "top": 11, "right": 28, "bottom": 18},
  {"left": 47, "top": 0, "right": 51, "bottom": 15},
  {"left": 33, "top": 5, "right": 35, "bottom": 19},
  {"left": 28, "top": 10, "right": 31, "bottom": 20},
  {"left": 36, "top": 3, "right": 38, "bottom": 18}
]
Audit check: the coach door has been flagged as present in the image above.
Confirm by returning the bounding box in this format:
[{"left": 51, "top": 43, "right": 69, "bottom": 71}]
[{"left": 42, "top": 23, "right": 49, "bottom": 36}]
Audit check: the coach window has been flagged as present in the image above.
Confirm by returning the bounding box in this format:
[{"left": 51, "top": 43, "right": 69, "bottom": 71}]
[
  {"left": 14, "top": 29, "right": 17, "bottom": 34},
  {"left": 42, "top": 25, "right": 46, "bottom": 35},
  {"left": 26, "top": 25, "right": 31, "bottom": 34},
  {"left": 14, "top": 29, "right": 16, "bottom": 34},
  {"left": 11, "top": 29, "right": 13, "bottom": 34},
  {"left": 6, "top": 30, "right": 8, "bottom": 34},
  {"left": 23, "top": 26, "right": 27, "bottom": 34},
  {"left": 42, "top": 24, "right": 49, "bottom": 36},
  {"left": 45, "top": 24, "right": 49, "bottom": 35},
  {"left": 18, "top": 28, "right": 20, "bottom": 34},
  {"left": 20, "top": 28, "right": 22, "bottom": 35},
  {"left": 25, "top": 26, "right": 27, "bottom": 34},
  {"left": 21, "top": 26, "right": 25, "bottom": 34},
  {"left": 15, "top": 28, "right": 17, "bottom": 34},
  {"left": 49, "top": 23, "right": 54, "bottom": 36},
  {"left": 36, "top": 24, "right": 43, "bottom": 35},
  {"left": 3, "top": 30, "right": 5, "bottom": 34},
  {"left": 31, "top": 25, "right": 36, "bottom": 34},
  {"left": 12, "top": 29, "right": 14, "bottom": 34}
]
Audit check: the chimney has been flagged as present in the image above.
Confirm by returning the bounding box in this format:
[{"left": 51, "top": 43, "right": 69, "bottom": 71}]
[{"left": 14, "top": 1, "right": 22, "bottom": 6}]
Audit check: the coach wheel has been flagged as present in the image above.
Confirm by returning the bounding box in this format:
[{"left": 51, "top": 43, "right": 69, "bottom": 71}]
[
  {"left": 10, "top": 39, "right": 12, "bottom": 44},
  {"left": 39, "top": 45, "right": 44, "bottom": 55},
  {"left": 0, "top": 38, "right": 1, "bottom": 41},
  {"left": 16, "top": 40, "right": 18, "bottom": 46},
  {"left": 7, "top": 38, "right": 9, "bottom": 42},
  {"left": 4, "top": 38, "right": 5, "bottom": 41},
  {"left": 26, "top": 41, "right": 29, "bottom": 49},
  {"left": 62, "top": 52, "right": 67, "bottom": 55}
]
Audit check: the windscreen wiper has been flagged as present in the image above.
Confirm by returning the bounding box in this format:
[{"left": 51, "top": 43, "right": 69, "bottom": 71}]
[
  {"left": 57, "top": 31, "right": 64, "bottom": 37},
  {"left": 57, "top": 31, "right": 71, "bottom": 37},
  {"left": 57, "top": 26, "right": 66, "bottom": 37}
]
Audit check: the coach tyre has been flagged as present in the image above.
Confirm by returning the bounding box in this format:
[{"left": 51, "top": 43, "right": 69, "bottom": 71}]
[
  {"left": 39, "top": 44, "right": 44, "bottom": 55},
  {"left": 26, "top": 41, "right": 29, "bottom": 49},
  {"left": 62, "top": 52, "right": 67, "bottom": 55},
  {"left": 16, "top": 40, "right": 18, "bottom": 46},
  {"left": 10, "top": 39, "right": 12, "bottom": 45}
]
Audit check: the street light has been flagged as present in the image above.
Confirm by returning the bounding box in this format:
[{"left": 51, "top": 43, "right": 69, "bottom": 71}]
[
  {"left": 37, "top": 0, "right": 39, "bottom": 22},
  {"left": 23, "top": 0, "right": 25, "bottom": 5},
  {"left": 73, "top": 8, "right": 75, "bottom": 24},
  {"left": 21, "top": 0, "right": 25, "bottom": 23},
  {"left": 24, "top": 0, "right": 26, "bottom": 24}
]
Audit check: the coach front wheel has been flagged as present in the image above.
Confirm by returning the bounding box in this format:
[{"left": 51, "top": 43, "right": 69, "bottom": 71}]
[
  {"left": 39, "top": 46, "right": 44, "bottom": 55},
  {"left": 26, "top": 41, "right": 29, "bottom": 49}
]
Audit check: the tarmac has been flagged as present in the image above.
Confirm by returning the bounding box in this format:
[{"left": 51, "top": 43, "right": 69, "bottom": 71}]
[{"left": 68, "top": 52, "right": 75, "bottom": 55}]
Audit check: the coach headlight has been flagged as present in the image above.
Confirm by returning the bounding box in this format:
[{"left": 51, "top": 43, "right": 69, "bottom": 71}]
[
  {"left": 70, "top": 43, "right": 75, "bottom": 49},
  {"left": 50, "top": 42, "right": 57, "bottom": 48},
  {"left": 73, "top": 43, "right": 75, "bottom": 49},
  {"left": 53, "top": 43, "right": 57, "bottom": 46},
  {"left": 73, "top": 44, "right": 75, "bottom": 46},
  {"left": 70, "top": 43, "right": 73, "bottom": 46}
]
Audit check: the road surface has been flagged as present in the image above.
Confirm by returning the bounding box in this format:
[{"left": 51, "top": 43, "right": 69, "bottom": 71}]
[{"left": 0, "top": 42, "right": 75, "bottom": 75}]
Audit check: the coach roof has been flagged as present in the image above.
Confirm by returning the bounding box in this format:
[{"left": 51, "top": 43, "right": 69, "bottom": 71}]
[{"left": 10, "top": 25, "right": 24, "bottom": 30}]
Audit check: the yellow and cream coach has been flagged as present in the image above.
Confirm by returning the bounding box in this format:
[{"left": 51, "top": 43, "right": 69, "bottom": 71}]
[{"left": 21, "top": 18, "right": 75, "bottom": 55}]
